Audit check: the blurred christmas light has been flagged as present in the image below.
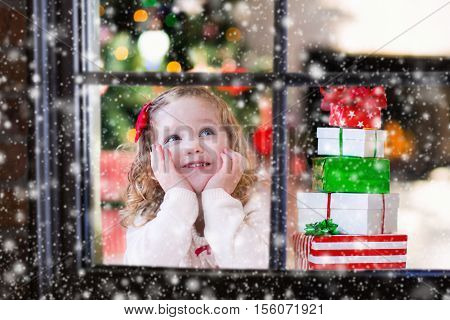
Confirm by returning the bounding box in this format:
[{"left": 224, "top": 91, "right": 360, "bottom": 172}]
[
  {"left": 233, "top": 2, "right": 251, "bottom": 21},
  {"left": 164, "top": 13, "right": 178, "bottom": 27},
  {"left": 133, "top": 9, "right": 148, "bottom": 22},
  {"left": 222, "top": 58, "right": 237, "bottom": 71},
  {"left": 141, "top": 0, "right": 158, "bottom": 8},
  {"left": 253, "top": 126, "right": 272, "bottom": 156},
  {"left": 225, "top": 27, "right": 242, "bottom": 42},
  {"left": 174, "top": 0, "right": 205, "bottom": 16},
  {"left": 202, "top": 22, "right": 219, "bottom": 39},
  {"left": 149, "top": 17, "right": 163, "bottom": 29},
  {"left": 384, "top": 120, "right": 415, "bottom": 159},
  {"left": 127, "top": 129, "right": 137, "bottom": 143},
  {"left": 166, "top": 61, "right": 182, "bottom": 72},
  {"left": 188, "top": 47, "right": 215, "bottom": 72},
  {"left": 189, "top": 62, "right": 216, "bottom": 72},
  {"left": 113, "top": 46, "right": 129, "bottom": 61},
  {"left": 100, "top": 26, "right": 113, "bottom": 43},
  {"left": 137, "top": 30, "right": 170, "bottom": 71}
]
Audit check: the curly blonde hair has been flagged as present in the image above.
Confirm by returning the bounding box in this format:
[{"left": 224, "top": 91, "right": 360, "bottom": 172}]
[{"left": 120, "top": 86, "right": 260, "bottom": 228}]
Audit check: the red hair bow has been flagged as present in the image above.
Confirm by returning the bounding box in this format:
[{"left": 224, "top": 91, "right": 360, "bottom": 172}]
[{"left": 134, "top": 101, "right": 153, "bottom": 143}]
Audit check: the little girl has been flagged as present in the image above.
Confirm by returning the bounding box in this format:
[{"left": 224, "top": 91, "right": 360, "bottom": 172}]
[{"left": 120, "top": 86, "right": 271, "bottom": 269}]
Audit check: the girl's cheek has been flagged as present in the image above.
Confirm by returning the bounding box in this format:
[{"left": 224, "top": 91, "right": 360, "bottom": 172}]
[
  {"left": 216, "top": 151, "right": 223, "bottom": 170},
  {"left": 167, "top": 147, "right": 181, "bottom": 166}
]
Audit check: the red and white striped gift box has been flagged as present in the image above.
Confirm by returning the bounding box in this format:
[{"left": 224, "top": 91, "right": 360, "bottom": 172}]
[{"left": 292, "top": 232, "right": 407, "bottom": 271}]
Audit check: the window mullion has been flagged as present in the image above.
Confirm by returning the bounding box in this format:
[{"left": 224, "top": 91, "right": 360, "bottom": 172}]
[
  {"left": 79, "top": 71, "right": 277, "bottom": 86},
  {"left": 79, "top": 71, "right": 450, "bottom": 87},
  {"left": 270, "top": 0, "right": 289, "bottom": 271}
]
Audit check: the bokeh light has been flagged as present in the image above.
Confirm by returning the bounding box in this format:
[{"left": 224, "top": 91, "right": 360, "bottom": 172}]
[
  {"left": 166, "top": 61, "right": 182, "bottom": 73},
  {"left": 113, "top": 46, "right": 129, "bottom": 61},
  {"left": 225, "top": 27, "right": 242, "bottom": 42},
  {"left": 133, "top": 9, "right": 148, "bottom": 22}
]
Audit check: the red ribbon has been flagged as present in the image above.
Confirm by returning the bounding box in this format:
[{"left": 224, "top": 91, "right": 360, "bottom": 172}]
[
  {"left": 134, "top": 101, "right": 153, "bottom": 143},
  {"left": 381, "top": 194, "right": 386, "bottom": 234},
  {"left": 326, "top": 193, "right": 331, "bottom": 219},
  {"left": 194, "top": 245, "right": 211, "bottom": 256}
]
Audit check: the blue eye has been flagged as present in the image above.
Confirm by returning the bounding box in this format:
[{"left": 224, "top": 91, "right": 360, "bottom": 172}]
[
  {"left": 164, "top": 135, "right": 180, "bottom": 144},
  {"left": 200, "top": 128, "right": 215, "bottom": 137}
]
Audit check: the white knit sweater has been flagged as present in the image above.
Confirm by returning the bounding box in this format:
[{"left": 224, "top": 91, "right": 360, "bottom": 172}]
[{"left": 123, "top": 182, "right": 271, "bottom": 269}]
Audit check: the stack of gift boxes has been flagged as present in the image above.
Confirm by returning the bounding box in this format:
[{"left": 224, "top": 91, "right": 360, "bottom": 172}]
[{"left": 293, "top": 86, "right": 408, "bottom": 271}]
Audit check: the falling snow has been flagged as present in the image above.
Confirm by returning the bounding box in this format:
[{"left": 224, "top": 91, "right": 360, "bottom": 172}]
[{"left": 0, "top": 0, "right": 449, "bottom": 300}]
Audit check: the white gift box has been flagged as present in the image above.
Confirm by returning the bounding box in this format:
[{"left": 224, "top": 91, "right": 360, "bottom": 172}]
[
  {"left": 317, "top": 127, "right": 387, "bottom": 157},
  {"left": 297, "top": 192, "right": 399, "bottom": 235}
]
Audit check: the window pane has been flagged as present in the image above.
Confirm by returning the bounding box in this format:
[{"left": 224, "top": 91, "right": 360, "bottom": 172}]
[
  {"left": 0, "top": 0, "right": 32, "bottom": 298},
  {"left": 288, "top": 0, "right": 450, "bottom": 72},
  {"left": 286, "top": 85, "right": 450, "bottom": 270},
  {"left": 89, "top": 85, "right": 273, "bottom": 269},
  {"left": 98, "top": 0, "right": 273, "bottom": 73}
]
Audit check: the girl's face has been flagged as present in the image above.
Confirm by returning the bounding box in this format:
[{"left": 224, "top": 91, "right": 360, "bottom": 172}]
[{"left": 151, "top": 97, "right": 230, "bottom": 194}]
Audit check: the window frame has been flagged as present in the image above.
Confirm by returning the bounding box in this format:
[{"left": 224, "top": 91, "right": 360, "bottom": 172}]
[{"left": 31, "top": 0, "right": 450, "bottom": 299}]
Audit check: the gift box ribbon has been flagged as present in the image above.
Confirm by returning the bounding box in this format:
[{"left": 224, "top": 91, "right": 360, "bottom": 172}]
[
  {"left": 323, "top": 193, "right": 387, "bottom": 234},
  {"left": 337, "top": 128, "right": 379, "bottom": 157},
  {"left": 304, "top": 218, "right": 339, "bottom": 236},
  {"left": 373, "top": 130, "right": 379, "bottom": 157},
  {"left": 381, "top": 193, "right": 386, "bottom": 234}
]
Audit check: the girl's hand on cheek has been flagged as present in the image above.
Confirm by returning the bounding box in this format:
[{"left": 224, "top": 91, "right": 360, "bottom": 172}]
[
  {"left": 150, "top": 143, "right": 194, "bottom": 193},
  {"left": 204, "top": 148, "right": 245, "bottom": 195}
]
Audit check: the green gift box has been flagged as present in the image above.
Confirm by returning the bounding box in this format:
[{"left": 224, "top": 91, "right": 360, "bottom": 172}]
[{"left": 312, "top": 156, "right": 390, "bottom": 193}]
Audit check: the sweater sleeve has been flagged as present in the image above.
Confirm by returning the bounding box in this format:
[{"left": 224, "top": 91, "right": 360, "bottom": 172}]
[
  {"left": 123, "top": 187, "right": 198, "bottom": 267},
  {"left": 202, "top": 186, "right": 271, "bottom": 269}
]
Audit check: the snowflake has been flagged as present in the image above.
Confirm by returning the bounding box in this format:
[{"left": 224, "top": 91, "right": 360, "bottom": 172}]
[
  {"left": 3, "top": 239, "right": 16, "bottom": 251},
  {"left": 0, "top": 152, "right": 6, "bottom": 165},
  {"left": 282, "top": 16, "right": 294, "bottom": 28},
  {"left": 348, "top": 111, "right": 355, "bottom": 119},
  {"left": 367, "top": 112, "right": 374, "bottom": 119},
  {"left": 308, "top": 63, "right": 325, "bottom": 80},
  {"left": 339, "top": 119, "right": 346, "bottom": 126},
  {"left": 186, "top": 278, "right": 200, "bottom": 292},
  {"left": 357, "top": 121, "right": 364, "bottom": 128},
  {"left": 373, "top": 87, "right": 384, "bottom": 95},
  {"left": 372, "top": 119, "right": 381, "bottom": 128}
]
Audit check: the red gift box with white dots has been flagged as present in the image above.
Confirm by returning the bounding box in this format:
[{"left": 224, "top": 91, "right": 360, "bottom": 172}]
[{"left": 328, "top": 104, "right": 384, "bottom": 129}]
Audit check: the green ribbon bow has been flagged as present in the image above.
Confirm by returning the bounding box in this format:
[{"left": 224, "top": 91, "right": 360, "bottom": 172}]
[{"left": 305, "top": 219, "right": 340, "bottom": 236}]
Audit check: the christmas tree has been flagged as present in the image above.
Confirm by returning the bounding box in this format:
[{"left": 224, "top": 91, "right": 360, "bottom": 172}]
[{"left": 99, "top": 0, "right": 271, "bottom": 150}]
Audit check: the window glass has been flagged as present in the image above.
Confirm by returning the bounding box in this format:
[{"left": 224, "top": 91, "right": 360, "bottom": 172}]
[
  {"left": 99, "top": 0, "right": 273, "bottom": 73},
  {"left": 288, "top": 0, "right": 450, "bottom": 73},
  {"left": 91, "top": 85, "right": 273, "bottom": 268},
  {"left": 286, "top": 85, "right": 450, "bottom": 269}
]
